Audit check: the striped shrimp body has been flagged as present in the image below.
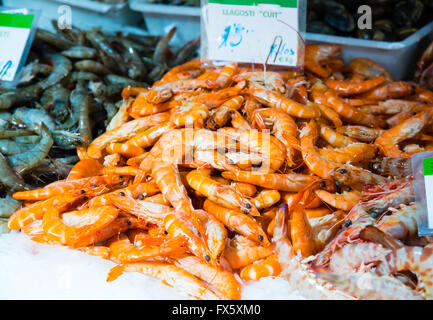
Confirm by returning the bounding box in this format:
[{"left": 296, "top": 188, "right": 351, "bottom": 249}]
[
  {"left": 317, "top": 272, "right": 422, "bottom": 300},
  {"left": 249, "top": 83, "right": 320, "bottom": 119},
  {"left": 329, "top": 243, "right": 391, "bottom": 273},
  {"left": 42, "top": 205, "right": 119, "bottom": 245},
  {"left": 252, "top": 108, "right": 299, "bottom": 167},
  {"left": 377, "top": 204, "right": 419, "bottom": 242},
  {"left": 107, "top": 262, "right": 221, "bottom": 300},
  {"left": 272, "top": 204, "right": 356, "bottom": 299},
  {"left": 174, "top": 255, "right": 241, "bottom": 300},
  {"left": 377, "top": 246, "right": 433, "bottom": 299},
  {"left": 240, "top": 254, "right": 282, "bottom": 281},
  {"left": 203, "top": 199, "right": 269, "bottom": 246},
  {"left": 187, "top": 169, "right": 260, "bottom": 217}
]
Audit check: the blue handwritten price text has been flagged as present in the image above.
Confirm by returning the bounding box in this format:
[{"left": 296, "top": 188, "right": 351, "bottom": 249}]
[
  {"left": 219, "top": 23, "right": 252, "bottom": 49},
  {"left": 0, "top": 60, "right": 12, "bottom": 79},
  {"left": 269, "top": 41, "right": 295, "bottom": 64}
]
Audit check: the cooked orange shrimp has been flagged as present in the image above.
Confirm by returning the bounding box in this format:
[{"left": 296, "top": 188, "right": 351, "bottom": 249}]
[
  {"left": 42, "top": 205, "right": 119, "bottom": 245},
  {"left": 72, "top": 217, "right": 141, "bottom": 248},
  {"left": 252, "top": 108, "right": 299, "bottom": 167},
  {"left": 143, "top": 193, "right": 170, "bottom": 205},
  {"left": 67, "top": 159, "right": 103, "bottom": 180},
  {"left": 160, "top": 59, "right": 202, "bottom": 82},
  {"left": 216, "top": 62, "right": 238, "bottom": 88},
  {"left": 360, "top": 82, "right": 414, "bottom": 101},
  {"left": 335, "top": 126, "right": 384, "bottom": 142},
  {"left": 234, "top": 71, "right": 286, "bottom": 93},
  {"left": 305, "top": 207, "right": 333, "bottom": 219},
  {"left": 127, "top": 122, "right": 176, "bottom": 149},
  {"left": 147, "top": 79, "right": 218, "bottom": 104},
  {"left": 203, "top": 199, "right": 269, "bottom": 246},
  {"left": 319, "top": 86, "right": 384, "bottom": 128},
  {"left": 319, "top": 124, "right": 357, "bottom": 147},
  {"left": 349, "top": 57, "right": 393, "bottom": 82},
  {"left": 193, "top": 208, "right": 228, "bottom": 261},
  {"left": 87, "top": 181, "right": 159, "bottom": 207},
  {"left": 106, "top": 143, "right": 144, "bottom": 158},
  {"left": 249, "top": 83, "right": 319, "bottom": 119},
  {"left": 315, "top": 189, "right": 361, "bottom": 211},
  {"left": 223, "top": 235, "right": 274, "bottom": 269},
  {"left": 324, "top": 76, "right": 386, "bottom": 95},
  {"left": 375, "top": 110, "right": 433, "bottom": 158},
  {"left": 87, "top": 112, "right": 171, "bottom": 159},
  {"left": 12, "top": 175, "right": 124, "bottom": 201},
  {"left": 102, "top": 166, "right": 141, "bottom": 176},
  {"left": 107, "top": 262, "right": 221, "bottom": 300},
  {"left": 76, "top": 246, "right": 111, "bottom": 259},
  {"left": 109, "top": 234, "right": 187, "bottom": 263},
  {"left": 272, "top": 204, "right": 355, "bottom": 299},
  {"left": 240, "top": 254, "right": 281, "bottom": 281},
  {"left": 193, "top": 83, "right": 245, "bottom": 109},
  {"left": 252, "top": 190, "right": 280, "bottom": 211},
  {"left": 170, "top": 102, "right": 209, "bottom": 128},
  {"left": 305, "top": 44, "right": 342, "bottom": 78},
  {"left": 174, "top": 255, "right": 241, "bottom": 300},
  {"left": 232, "top": 182, "right": 257, "bottom": 197},
  {"left": 330, "top": 164, "right": 388, "bottom": 191},
  {"left": 300, "top": 121, "right": 341, "bottom": 179},
  {"left": 206, "top": 96, "right": 244, "bottom": 130},
  {"left": 164, "top": 211, "right": 212, "bottom": 264},
  {"left": 318, "top": 143, "right": 379, "bottom": 164},
  {"left": 219, "top": 128, "right": 287, "bottom": 172},
  {"left": 313, "top": 102, "right": 343, "bottom": 128},
  {"left": 187, "top": 169, "right": 259, "bottom": 216},
  {"left": 290, "top": 201, "right": 318, "bottom": 258},
  {"left": 128, "top": 94, "right": 179, "bottom": 116},
  {"left": 243, "top": 97, "right": 262, "bottom": 123},
  {"left": 221, "top": 170, "right": 318, "bottom": 192}
]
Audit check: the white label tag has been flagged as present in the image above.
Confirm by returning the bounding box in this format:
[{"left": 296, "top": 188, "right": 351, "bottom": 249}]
[
  {"left": 202, "top": 3, "right": 299, "bottom": 66},
  {"left": 0, "top": 11, "right": 35, "bottom": 84},
  {"left": 423, "top": 158, "right": 433, "bottom": 229}
]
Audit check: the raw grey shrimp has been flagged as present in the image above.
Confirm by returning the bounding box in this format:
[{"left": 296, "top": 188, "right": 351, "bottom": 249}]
[
  {"left": 61, "top": 46, "right": 97, "bottom": 59},
  {"left": 7, "top": 123, "right": 53, "bottom": 175}
]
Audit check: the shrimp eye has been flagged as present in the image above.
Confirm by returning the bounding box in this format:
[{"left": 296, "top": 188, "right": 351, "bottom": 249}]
[
  {"left": 80, "top": 190, "right": 86, "bottom": 194},
  {"left": 83, "top": 196, "right": 89, "bottom": 201},
  {"left": 345, "top": 186, "right": 352, "bottom": 192},
  {"left": 205, "top": 255, "right": 211, "bottom": 262},
  {"left": 92, "top": 185, "right": 98, "bottom": 189},
  {"left": 210, "top": 119, "right": 216, "bottom": 124},
  {"left": 344, "top": 220, "right": 352, "bottom": 228},
  {"left": 258, "top": 235, "right": 264, "bottom": 241},
  {"left": 119, "top": 191, "right": 126, "bottom": 196},
  {"left": 339, "top": 169, "right": 347, "bottom": 174},
  {"left": 138, "top": 194, "right": 145, "bottom": 200},
  {"left": 243, "top": 210, "right": 249, "bottom": 214},
  {"left": 370, "top": 210, "right": 379, "bottom": 219},
  {"left": 246, "top": 203, "right": 252, "bottom": 209},
  {"left": 229, "top": 110, "right": 235, "bottom": 115},
  {"left": 372, "top": 163, "right": 379, "bottom": 170},
  {"left": 126, "top": 220, "right": 132, "bottom": 226},
  {"left": 320, "top": 181, "right": 326, "bottom": 188},
  {"left": 215, "top": 124, "right": 220, "bottom": 129},
  {"left": 164, "top": 231, "right": 168, "bottom": 235},
  {"left": 335, "top": 181, "right": 343, "bottom": 187}
]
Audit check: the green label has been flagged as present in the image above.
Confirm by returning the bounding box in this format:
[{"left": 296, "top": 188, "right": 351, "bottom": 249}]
[
  {"left": 423, "top": 158, "right": 433, "bottom": 176},
  {"left": 208, "top": 0, "right": 297, "bottom": 8},
  {"left": 0, "top": 13, "right": 34, "bottom": 29}
]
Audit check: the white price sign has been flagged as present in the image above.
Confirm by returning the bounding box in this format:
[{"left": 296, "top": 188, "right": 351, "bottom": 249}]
[
  {"left": 412, "top": 152, "right": 433, "bottom": 236},
  {"left": 202, "top": 0, "right": 302, "bottom": 66},
  {"left": 0, "top": 10, "right": 38, "bottom": 86}
]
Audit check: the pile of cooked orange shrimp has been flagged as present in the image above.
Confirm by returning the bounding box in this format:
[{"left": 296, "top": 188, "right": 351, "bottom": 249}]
[{"left": 7, "top": 44, "right": 433, "bottom": 300}]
